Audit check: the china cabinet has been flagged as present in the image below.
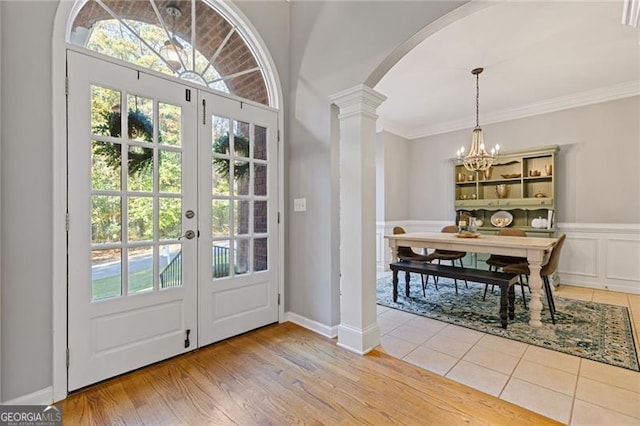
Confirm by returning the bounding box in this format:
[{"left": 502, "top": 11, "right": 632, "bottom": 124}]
[
  {"left": 453, "top": 145, "right": 559, "bottom": 268},
  {"left": 454, "top": 145, "right": 558, "bottom": 236}
]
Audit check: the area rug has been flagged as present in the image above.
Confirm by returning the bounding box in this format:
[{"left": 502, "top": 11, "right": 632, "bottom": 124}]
[{"left": 377, "top": 275, "right": 640, "bottom": 371}]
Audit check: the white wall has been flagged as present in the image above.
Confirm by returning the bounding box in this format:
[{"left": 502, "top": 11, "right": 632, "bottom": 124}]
[
  {"left": 287, "top": 0, "right": 463, "bottom": 328},
  {"left": 408, "top": 96, "right": 640, "bottom": 224},
  {"left": 1, "top": 0, "right": 58, "bottom": 401},
  {"left": 380, "top": 131, "right": 412, "bottom": 222}
]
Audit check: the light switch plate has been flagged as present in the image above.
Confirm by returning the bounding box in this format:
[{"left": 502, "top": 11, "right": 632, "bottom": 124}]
[{"left": 293, "top": 198, "right": 306, "bottom": 212}]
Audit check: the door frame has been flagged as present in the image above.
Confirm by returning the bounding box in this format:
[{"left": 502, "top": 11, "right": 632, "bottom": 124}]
[{"left": 52, "top": 1, "right": 285, "bottom": 402}]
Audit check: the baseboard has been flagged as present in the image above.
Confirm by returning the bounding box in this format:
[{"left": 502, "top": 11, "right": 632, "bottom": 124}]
[
  {"left": 336, "top": 322, "right": 380, "bottom": 355},
  {"left": 1, "top": 387, "right": 53, "bottom": 406},
  {"left": 284, "top": 311, "right": 338, "bottom": 339}
]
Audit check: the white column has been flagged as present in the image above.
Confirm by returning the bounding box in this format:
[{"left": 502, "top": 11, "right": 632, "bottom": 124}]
[{"left": 330, "top": 85, "right": 386, "bottom": 354}]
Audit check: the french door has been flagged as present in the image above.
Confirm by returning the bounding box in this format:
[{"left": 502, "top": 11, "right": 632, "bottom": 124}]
[
  {"left": 67, "top": 50, "right": 278, "bottom": 390},
  {"left": 198, "top": 92, "right": 278, "bottom": 346}
]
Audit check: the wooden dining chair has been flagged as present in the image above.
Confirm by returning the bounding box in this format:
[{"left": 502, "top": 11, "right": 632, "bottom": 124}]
[
  {"left": 393, "top": 226, "right": 435, "bottom": 295},
  {"left": 483, "top": 228, "right": 529, "bottom": 307},
  {"left": 502, "top": 234, "right": 566, "bottom": 324},
  {"left": 424, "top": 225, "right": 467, "bottom": 295}
]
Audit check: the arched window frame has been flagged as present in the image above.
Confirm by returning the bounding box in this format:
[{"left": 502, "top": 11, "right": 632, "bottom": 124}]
[{"left": 65, "top": 0, "right": 280, "bottom": 108}]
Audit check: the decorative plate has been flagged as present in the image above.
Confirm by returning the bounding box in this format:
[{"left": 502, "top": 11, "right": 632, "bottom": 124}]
[{"left": 491, "top": 211, "right": 513, "bottom": 227}]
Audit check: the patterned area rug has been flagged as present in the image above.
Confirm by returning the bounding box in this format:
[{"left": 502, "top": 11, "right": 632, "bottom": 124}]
[{"left": 377, "top": 274, "right": 640, "bottom": 371}]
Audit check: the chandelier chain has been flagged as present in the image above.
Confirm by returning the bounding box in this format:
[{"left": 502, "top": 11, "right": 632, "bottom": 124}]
[{"left": 475, "top": 71, "right": 480, "bottom": 128}]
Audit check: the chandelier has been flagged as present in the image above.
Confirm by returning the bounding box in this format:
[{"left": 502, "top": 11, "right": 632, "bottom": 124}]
[
  {"left": 456, "top": 67, "right": 500, "bottom": 172},
  {"left": 159, "top": 5, "right": 187, "bottom": 71}
]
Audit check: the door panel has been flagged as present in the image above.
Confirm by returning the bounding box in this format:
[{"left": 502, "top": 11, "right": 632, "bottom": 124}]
[
  {"left": 198, "top": 93, "right": 278, "bottom": 345},
  {"left": 67, "top": 51, "right": 198, "bottom": 390}
]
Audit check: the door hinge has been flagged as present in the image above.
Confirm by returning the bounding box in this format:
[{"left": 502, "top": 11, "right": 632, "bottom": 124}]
[
  {"left": 277, "top": 212, "right": 280, "bottom": 224},
  {"left": 278, "top": 293, "right": 281, "bottom": 306},
  {"left": 277, "top": 129, "right": 280, "bottom": 142},
  {"left": 184, "top": 329, "right": 191, "bottom": 348},
  {"left": 66, "top": 212, "right": 70, "bottom": 232},
  {"left": 66, "top": 348, "right": 69, "bottom": 367},
  {"left": 65, "top": 77, "right": 69, "bottom": 97}
]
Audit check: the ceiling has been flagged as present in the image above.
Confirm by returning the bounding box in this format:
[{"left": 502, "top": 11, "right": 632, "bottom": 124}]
[{"left": 375, "top": 1, "right": 640, "bottom": 140}]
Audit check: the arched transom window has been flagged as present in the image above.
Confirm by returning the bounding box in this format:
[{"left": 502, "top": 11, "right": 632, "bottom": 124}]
[{"left": 69, "top": 0, "right": 270, "bottom": 106}]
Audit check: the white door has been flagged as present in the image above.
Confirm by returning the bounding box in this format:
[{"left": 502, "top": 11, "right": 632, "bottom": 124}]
[
  {"left": 67, "top": 51, "right": 198, "bottom": 390},
  {"left": 198, "top": 92, "right": 279, "bottom": 345},
  {"left": 67, "top": 51, "right": 279, "bottom": 390}
]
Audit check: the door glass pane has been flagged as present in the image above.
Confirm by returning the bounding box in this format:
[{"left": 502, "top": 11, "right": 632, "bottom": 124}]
[
  {"left": 91, "top": 85, "right": 121, "bottom": 138},
  {"left": 212, "top": 117, "right": 230, "bottom": 155},
  {"left": 127, "top": 95, "right": 154, "bottom": 143},
  {"left": 127, "top": 146, "right": 154, "bottom": 191},
  {"left": 254, "top": 238, "right": 267, "bottom": 272},
  {"left": 234, "top": 200, "right": 250, "bottom": 235},
  {"left": 159, "top": 244, "right": 182, "bottom": 288},
  {"left": 159, "top": 198, "right": 182, "bottom": 240},
  {"left": 212, "top": 159, "right": 230, "bottom": 195},
  {"left": 128, "top": 197, "right": 153, "bottom": 241},
  {"left": 234, "top": 161, "right": 250, "bottom": 195},
  {"left": 128, "top": 246, "right": 153, "bottom": 294},
  {"left": 235, "top": 239, "right": 250, "bottom": 276},
  {"left": 254, "top": 164, "right": 267, "bottom": 196},
  {"left": 92, "top": 141, "right": 121, "bottom": 191},
  {"left": 254, "top": 200, "right": 267, "bottom": 234},
  {"left": 92, "top": 195, "right": 121, "bottom": 244},
  {"left": 159, "top": 150, "right": 182, "bottom": 193},
  {"left": 92, "top": 249, "right": 122, "bottom": 301},
  {"left": 233, "top": 121, "right": 250, "bottom": 158},
  {"left": 254, "top": 125, "right": 267, "bottom": 160},
  {"left": 212, "top": 200, "right": 230, "bottom": 237},
  {"left": 213, "top": 240, "right": 230, "bottom": 278},
  {"left": 159, "top": 103, "right": 181, "bottom": 146}
]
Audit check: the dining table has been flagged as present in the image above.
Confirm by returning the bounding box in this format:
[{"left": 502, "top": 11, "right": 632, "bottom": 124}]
[{"left": 385, "top": 231, "right": 559, "bottom": 327}]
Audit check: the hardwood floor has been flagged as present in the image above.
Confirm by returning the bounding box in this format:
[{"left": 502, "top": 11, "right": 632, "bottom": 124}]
[{"left": 60, "top": 322, "right": 560, "bottom": 425}]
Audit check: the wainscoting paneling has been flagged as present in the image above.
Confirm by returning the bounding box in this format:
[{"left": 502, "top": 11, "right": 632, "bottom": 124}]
[
  {"left": 606, "top": 238, "right": 640, "bottom": 282},
  {"left": 560, "top": 236, "right": 599, "bottom": 278}
]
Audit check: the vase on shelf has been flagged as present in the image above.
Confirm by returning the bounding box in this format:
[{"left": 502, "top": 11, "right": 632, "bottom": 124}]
[
  {"left": 496, "top": 184, "right": 508, "bottom": 199},
  {"left": 483, "top": 167, "right": 492, "bottom": 180},
  {"left": 545, "top": 164, "right": 553, "bottom": 176}
]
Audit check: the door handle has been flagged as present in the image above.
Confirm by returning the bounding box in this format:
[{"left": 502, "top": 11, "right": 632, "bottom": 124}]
[{"left": 180, "top": 230, "right": 196, "bottom": 240}]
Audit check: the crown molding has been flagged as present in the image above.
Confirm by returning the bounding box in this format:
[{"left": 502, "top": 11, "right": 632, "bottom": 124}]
[{"left": 403, "top": 80, "right": 640, "bottom": 140}]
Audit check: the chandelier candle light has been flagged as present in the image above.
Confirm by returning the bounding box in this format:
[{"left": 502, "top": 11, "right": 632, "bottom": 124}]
[{"left": 457, "top": 67, "right": 500, "bottom": 172}]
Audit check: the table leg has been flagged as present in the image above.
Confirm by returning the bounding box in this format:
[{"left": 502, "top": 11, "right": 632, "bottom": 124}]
[
  {"left": 392, "top": 269, "right": 398, "bottom": 302},
  {"left": 499, "top": 286, "right": 508, "bottom": 329},
  {"left": 528, "top": 259, "right": 544, "bottom": 327},
  {"left": 508, "top": 285, "right": 515, "bottom": 320},
  {"left": 405, "top": 271, "right": 410, "bottom": 297}
]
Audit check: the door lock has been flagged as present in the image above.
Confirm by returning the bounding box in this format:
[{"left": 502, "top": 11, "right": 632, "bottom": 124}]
[
  {"left": 180, "top": 230, "right": 196, "bottom": 240},
  {"left": 185, "top": 210, "right": 195, "bottom": 219}
]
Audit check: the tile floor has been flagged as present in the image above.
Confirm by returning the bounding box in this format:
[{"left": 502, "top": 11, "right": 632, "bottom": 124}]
[{"left": 376, "top": 277, "right": 640, "bottom": 425}]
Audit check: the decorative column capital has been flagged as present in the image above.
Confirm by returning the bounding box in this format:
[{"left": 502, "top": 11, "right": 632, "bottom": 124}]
[{"left": 330, "top": 84, "right": 387, "bottom": 120}]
